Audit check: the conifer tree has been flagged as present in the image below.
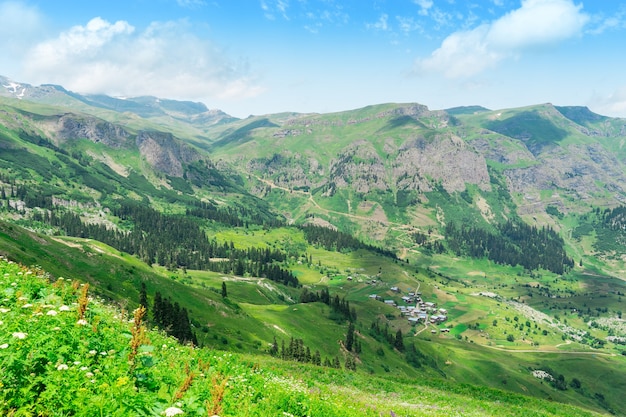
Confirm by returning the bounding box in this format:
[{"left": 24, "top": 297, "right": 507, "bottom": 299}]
[
  {"left": 345, "top": 322, "right": 355, "bottom": 351},
  {"left": 139, "top": 282, "right": 148, "bottom": 311},
  {"left": 394, "top": 329, "right": 405, "bottom": 352}
]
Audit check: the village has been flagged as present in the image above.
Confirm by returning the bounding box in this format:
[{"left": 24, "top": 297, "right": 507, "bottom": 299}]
[{"left": 369, "top": 285, "right": 450, "bottom": 333}]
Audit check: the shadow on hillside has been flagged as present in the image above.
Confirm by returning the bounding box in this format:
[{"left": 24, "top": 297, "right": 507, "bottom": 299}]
[{"left": 485, "top": 111, "right": 568, "bottom": 156}]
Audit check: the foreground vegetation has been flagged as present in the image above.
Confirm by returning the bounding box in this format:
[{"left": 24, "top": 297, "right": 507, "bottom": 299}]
[{"left": 0, "top": 257, "right": 608, "bottom": 416}]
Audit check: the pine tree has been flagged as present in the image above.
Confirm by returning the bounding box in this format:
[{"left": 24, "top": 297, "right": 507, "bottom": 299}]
[
  {"left": 221, "top": 281, "right": 227, "bottom": 298},
  {"left": 394, "top": 329, "right": 405, "bottom": 352},
  {"left": 345, "top": 322, "right": 355, "bottom": 351},
  {"left": 139, "top": 282, "right": 148, "bottom": 311},
  {"left": 269, "top": 336, "right": 278, "bottom": 356},
  {"left": 313, "top": 350, "right": 322, "bottom": 366}
]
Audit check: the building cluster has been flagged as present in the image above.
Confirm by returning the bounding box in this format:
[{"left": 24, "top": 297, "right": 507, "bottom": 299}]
[{"left": 370, "top": 287, "right": 448, "bottom": 325}]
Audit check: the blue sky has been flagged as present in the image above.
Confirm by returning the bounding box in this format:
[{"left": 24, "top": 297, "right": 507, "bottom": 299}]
[{"left": 1, "top": 0, "right": 625, "bottom": 118}]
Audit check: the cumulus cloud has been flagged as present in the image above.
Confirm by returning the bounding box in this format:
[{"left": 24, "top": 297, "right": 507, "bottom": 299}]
[
  {"left": 21, "top": 17, "right": 264, "bottom": 102},
  {"left": 414, "top": 0, "right": 589, "bottom": 78}
]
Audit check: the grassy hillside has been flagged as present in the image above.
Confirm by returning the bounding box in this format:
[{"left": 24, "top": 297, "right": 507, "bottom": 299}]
[
  {"left": 2, "top": 220, "right": 626, "bottom": 414},
  {"left": 2, "top": 92, "right": 626, "bottom": 415},
  {"left": 0, "top": 257, "right": 610, "bottom": 416}
]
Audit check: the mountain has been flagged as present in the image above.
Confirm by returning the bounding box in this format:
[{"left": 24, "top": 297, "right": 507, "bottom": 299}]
[{"left": 1, "top": 77, "right": 626, "bottom": 415}]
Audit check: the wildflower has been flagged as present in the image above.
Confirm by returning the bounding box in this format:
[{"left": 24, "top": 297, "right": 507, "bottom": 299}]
[
  {"left": 10, "top": 282, "right": 17, "bottom": 286},
  {"left": 46, "top": 310, "right": 58, "bottom": 316},
  {"left": 12, "top": 332, "right": 27, "bottom": 339},
  {"left": 85, "top": 372, "right": 94, "bottom": 378},
  {"left": 163, "top": 407, "right": 184, "bottom": 416},
  {"left": 21, "top": 303, "right": 33, "bottom": 309},
  {"left": 59, "top": 305, "right": 70, "bottom": 312},
  {"left": 0, "top": 343, "right": 8, "bottom": 349},
  {"left": 88, "top": 350, "right": 97, "bottom": 355},
  {"left": 99, "top": 351, "right": 107, "bottom": 356},
  {"left": 73, "top": 361, "right": 81, "bottom": 365},
  {"left": 76, "top": 319, "right": 88, "bottom": 326},
  {"left": 80, "top": 366, "right": 89, "bottom": 371},
  {"left": 0, "top": 308, "right": 9, "bottom": 313},
  {"left": 57, "top": 364, "right": 69, "bottom": 371}
]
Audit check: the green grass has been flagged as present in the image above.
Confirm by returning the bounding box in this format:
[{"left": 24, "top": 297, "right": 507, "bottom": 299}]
[{"left": 0, "top": 257, "right": 612, "bottom": 417}]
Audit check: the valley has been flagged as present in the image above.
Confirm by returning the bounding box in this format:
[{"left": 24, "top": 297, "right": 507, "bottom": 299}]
[{"left": 1, "top": 78, "right": 626, "bottom": 415}]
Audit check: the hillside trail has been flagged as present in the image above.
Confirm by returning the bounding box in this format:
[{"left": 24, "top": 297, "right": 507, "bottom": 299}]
[
  {"left": 481, "top": 343, "right": 617, "bottom": 357},
  {"left": 252, "top": 174, "right": 422, "bottom": 251},
  {"left": 253, "top": 174, "right": 402, "bottom": 225}
]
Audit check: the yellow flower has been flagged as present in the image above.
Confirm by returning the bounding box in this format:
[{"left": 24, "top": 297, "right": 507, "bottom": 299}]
[{"left": 115, "top": 376, "right": 130, "bottom": 387}]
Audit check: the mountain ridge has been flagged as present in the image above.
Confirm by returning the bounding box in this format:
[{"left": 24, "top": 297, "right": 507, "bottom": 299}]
[{"left": 2, "top": 77, "right": 626, "bottom": 415}]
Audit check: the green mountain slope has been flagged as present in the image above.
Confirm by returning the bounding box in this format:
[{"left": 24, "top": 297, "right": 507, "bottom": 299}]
[
  {"left": 2, "top": 79, "right": 626, "bottom": 415},
  {"left": 0, "top": 257, "right": 611, "bottom": 417}
]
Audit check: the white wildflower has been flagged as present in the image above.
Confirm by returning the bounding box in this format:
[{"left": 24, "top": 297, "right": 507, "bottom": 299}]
[
  {"left": 59, "top": 305, "right": 70, "bottom": 312},
  {"left": 46, "top": 310, "right": 58, "bottom": 316},
  {"left": 163, "top": 407, "right": 184, "bottom": 416},
  {"left": 76, "top": 319, "right": 88, "bottom": 326},
  {"left": 0, "top": 308, "right": 9, "bottom": 313},
  {"left": 21, "top": 303, "right": 33, "bottom": 309},
  {"left": 80, "top": 366, "right": 89, "bottom": 371},
  {"left": 85, "top": 372, "right": 94, "bottom": 378},
  {"left": 57, "top": 364, "right": 69, "bottom": 371},
  {"left": 12, "top": 332, "right": 27, "bottom": 339},
  {"left": 99, "top": 351, "right": 107, "bottom": 356},
  {"left": 10, "top": 282, "right": 17, "bottom": 286},
  {"left": 18, "top": 296, "right": 28, "bottom": 301},
  {"left": 89, "top": 350, "right": 97, "bottom": 355},
  {"left": 0, "top": 343, "right": 8, "bottom": 349},
  {"left": 73, "top": 361, "right": 81, "bottom": 365}
]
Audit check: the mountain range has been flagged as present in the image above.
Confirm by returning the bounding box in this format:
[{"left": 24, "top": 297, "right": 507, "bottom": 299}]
[{"left": 1, "top": 76, "right": 626, "bottom": 416}]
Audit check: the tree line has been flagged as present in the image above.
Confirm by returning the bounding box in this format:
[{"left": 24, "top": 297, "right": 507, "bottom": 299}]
[
  {"left": 269, "top": 336, "right": 357, "bottom": 371},
  {"left": 31, "top": 203, "right": 299, "bottom": 286},
  {"left": 138, "top": 283, "right": 197, "bottom": 345},
  {"left": 301, "top": 224, "right": 398, "bottom": 259},
  {"left": 299, "top": 287, "right": 357, "bottom": 322},
  {"left": 444, "top": 220, "right": 574, "bottom": 274}
]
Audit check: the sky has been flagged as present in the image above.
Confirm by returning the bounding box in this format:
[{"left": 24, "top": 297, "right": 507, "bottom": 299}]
[{"left": 1, "top": 0, "right": 625, "bottom": 118}]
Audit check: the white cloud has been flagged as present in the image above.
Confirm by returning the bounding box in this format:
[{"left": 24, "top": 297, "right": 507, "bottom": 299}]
[
  {"left": 396, "top": 16, "right": 422, "bottom": 35},
  {"left": 586, "top": 7, "right": 626, "bottom": 35},
  {"left": 367, "top": 14, "right": 389, "bottom": 31},
  {"left": 21, "top": 18, "right": 264, "bottom": 102},
  {"left": 261, "top": 0, "right": 290, "bottom": 21},
  {"left": 414, "top": 0, "right": 434, "bottom": 16},
  {"left": 589, "top": 87, "right": 626, "bottom": 118},
  {"left": 414, "top": 0, "right": 589, "bottom": 78}
]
